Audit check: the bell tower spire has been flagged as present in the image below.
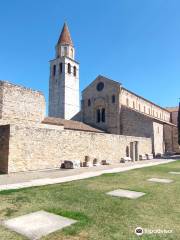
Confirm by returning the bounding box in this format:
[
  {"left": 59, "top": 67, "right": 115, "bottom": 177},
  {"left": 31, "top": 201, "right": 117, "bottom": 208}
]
[
  {"left": 48, "top": 23, "right": 80, "bottom": 120},
  {"left": 56, "top": 23, "right": 75, "bottom": 60}
]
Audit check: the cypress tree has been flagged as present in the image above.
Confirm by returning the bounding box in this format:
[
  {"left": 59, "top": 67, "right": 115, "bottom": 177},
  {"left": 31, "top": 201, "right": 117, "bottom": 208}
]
[{"left": 178, "top": 101, "right": 180, "bottom": 145}]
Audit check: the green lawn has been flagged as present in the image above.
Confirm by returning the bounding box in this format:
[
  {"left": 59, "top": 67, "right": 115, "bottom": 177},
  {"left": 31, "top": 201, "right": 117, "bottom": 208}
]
[{"left": 0, "top": 161, "right": 180, "bottom": 240}]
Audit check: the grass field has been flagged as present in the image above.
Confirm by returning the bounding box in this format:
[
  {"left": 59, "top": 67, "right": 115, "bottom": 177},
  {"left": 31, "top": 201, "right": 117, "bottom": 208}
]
[{"left": 0, "top": 161, "right": 179, "bottom": 240}]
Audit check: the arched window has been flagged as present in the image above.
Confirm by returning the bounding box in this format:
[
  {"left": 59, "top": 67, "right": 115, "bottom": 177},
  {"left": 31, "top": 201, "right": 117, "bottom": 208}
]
[
  {"left": 53, "top": 65, "right": 56, "bottom": 76},
  {"left": 64, "top": 46, "right": 68, "bottom": 56},
  {"left": 102, "top": 108, "right": 106, "bottom": 122},
  {"left": 112, "top": 95, "right": 115, "bottom": 103},
  {"left": 73, "top": 66, "right": 77, "bottom": 76},
  {"left": 144, "top": 106, "right": 146, "bottom": 113},
  {"left": 139, "top": 104, "right": 141, "bottom": 111},
  {"left": 148, "top": 108, "right": 151, "bottom": 115},
  {"left": 126, "top": 98, "right": 129, "bottom": 107},
  {"left": 88, "top": 99, "right": 91, "bottom": 107},
  {"left": 71, "top": 48, "right": 73, "bottom": 58},
  {"left": 68, "top": 63, "right": 71, "bottom": 74},
  {"left": 97, "top": 109, "right": 101, "bottom": 123},
  {"left": 59, "top": 63, "right": 63, "bottom": 74}
]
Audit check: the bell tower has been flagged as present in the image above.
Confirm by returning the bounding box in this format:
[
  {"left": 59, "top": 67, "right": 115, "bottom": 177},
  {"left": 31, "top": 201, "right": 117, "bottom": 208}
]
[{"left": 48, "top": 23, "right": 80, "bottom": 120}]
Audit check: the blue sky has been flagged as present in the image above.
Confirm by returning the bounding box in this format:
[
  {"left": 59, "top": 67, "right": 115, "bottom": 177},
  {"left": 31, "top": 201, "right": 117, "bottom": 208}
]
[{"left": 0, "top": 0, "right": 179, "bottom": 108}]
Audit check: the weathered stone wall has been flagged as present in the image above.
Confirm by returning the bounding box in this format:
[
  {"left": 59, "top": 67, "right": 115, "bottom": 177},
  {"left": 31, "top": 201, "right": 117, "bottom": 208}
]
[
  {"left": 0, "top": 81, "right": 46, "bottom": 123},
  {"left": 120, "top": 106, "right": 165, "bottom": 154},
  {"left": 0, "top": 125, "right": 10, "bottom": 173},
  {"left": 171, "top": 111, "right": 178, "bottom": 125},
  {"left": 5, "top": 123, "right": 152, "bottom": 173},
  {"left": 120, "top": 106, "right": 153, "bottom": 138},
  {"left": 172, "top": 126, "right": 180, "bottom": 153},
  {"left": 164, "top": 124, "right": 180, "bottom": 153}
]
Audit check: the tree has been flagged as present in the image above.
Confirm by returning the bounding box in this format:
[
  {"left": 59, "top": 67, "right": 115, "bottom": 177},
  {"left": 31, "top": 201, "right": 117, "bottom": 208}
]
[{"left": 178, "top": 101, "right": 180, "bottom": 145}]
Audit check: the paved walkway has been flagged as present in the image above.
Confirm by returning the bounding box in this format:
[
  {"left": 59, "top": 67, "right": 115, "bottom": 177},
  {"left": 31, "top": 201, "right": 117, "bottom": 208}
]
[{"left": 0, "top": 159, "right": 175, "bottom": 191}]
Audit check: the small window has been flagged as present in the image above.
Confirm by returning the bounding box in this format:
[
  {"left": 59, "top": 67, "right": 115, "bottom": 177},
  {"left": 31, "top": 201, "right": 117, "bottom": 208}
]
[
  {"left": 149, "top": 108, "right": 151, "bottom": 115},
  {"left": 97, "top": 109, "right": 101, "bottom": 123},
  {"left": 112, "top": 95, "right": 115, "bottom": 103},
  {"left": 59, "top": 63, "right": 63, "bottom": 74},
  {"left": 139, "top": 104, "right": 141, "bottom": 111},
  {"left": 96, "top": 82, "right": 104, "bottom": 91},
  {"left": 73, "top": 66, "right": 77, "bottom": 76},
  {"left": 53, "top": 65, "right": 56, "bottom": 76},
  {"left": 144, "top": 106, "right": 146, "bottom": 113},
  {"left": 102, "top": 108, "right": 105, "bottom": 122},
  {"left": 68, "top": 63, "right": 71, "bottom": 74},
  {"left": 88, "top": 99, "right": 91, "bottom": 107},
  {"left": 126, "top": 146, "right": 129, "bottom": 157},
  {"left": 126, "top": 98, "right": 129, "bottom": 107},
  {"left": 133, "top": 101, "right": 135, "bottom": 108}
]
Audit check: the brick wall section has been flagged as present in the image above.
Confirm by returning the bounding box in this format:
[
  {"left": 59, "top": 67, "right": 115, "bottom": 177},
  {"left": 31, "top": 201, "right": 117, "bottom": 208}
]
[
  {"left": 0, "top": 125, "right": 10, "bottom": 173},
  {"left": 0, "top": 81, "right": 46, "bottom": 123},
  {"left": 6, "top": 124, "right": 152, "bottom": 173}
]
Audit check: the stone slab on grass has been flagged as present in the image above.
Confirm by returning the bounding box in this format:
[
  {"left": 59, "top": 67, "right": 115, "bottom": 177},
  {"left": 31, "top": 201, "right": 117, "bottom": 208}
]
[
  {"left": 169, "top": 172, "right": 180, "bottom": 175},
  {"left": 106, "top": 189, "right": 146, "bottom": 199},
  {"left": 147, "top": 178, "right": 173, "bottom": 183},
  {"left": 2, "top": 210, "right": 77, "bottom": 240}
]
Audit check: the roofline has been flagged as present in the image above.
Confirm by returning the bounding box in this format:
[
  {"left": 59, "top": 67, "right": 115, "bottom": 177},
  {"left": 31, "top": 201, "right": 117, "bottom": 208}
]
[
  {"left": 121, "top": 87, "right": 170, "bottom": 114},
  {"left": 165, "top": 107, "right": 179, "bottom": 112},
  {"left": 82, "top": 75, "right": 121, "bottom": 93},
  {"left": 122, "top": 105, "right": 176, "bottom": 127}
]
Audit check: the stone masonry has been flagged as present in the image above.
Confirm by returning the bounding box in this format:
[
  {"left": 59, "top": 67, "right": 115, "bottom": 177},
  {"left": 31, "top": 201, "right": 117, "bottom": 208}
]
[
  {"left": 0, "top": 123, "right": 152, "bottom": 173},
  {"left": 0, "top": 81, "right": 45, "bottom": 123}
]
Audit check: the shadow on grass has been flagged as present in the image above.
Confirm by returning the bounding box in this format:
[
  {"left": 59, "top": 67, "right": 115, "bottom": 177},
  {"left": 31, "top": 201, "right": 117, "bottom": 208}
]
[{"left": 46, "top": 208, "right": 92, "bottom": 236}]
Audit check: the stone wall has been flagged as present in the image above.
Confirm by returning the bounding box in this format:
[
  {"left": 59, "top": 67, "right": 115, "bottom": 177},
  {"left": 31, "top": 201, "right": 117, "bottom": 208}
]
[
  {"left": 0, "top": 81, "right": 46, "bottom": 123},
  {"left": 0, "top": 125, "right": 10, "bottom": 173},
  {"left": 171, "top": 111, "right": 178, "bottom": 125},
  {"left": 120, "top": 106, "right": 153, "bottom": 138},
  {"left": 164, "top": 124, "right": 180, "bottom": 153},
  {"left": 3, "top": 123, "right": 152, "bottom": 173},
  {"left": 120, "top": 106, "right": 165, "bottom": 155}
]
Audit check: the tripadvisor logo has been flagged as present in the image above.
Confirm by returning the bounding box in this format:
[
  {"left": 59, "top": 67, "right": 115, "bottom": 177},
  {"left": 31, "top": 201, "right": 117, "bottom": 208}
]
[{"left": 135, "top": 227, "right": 143, "bottom": 236}]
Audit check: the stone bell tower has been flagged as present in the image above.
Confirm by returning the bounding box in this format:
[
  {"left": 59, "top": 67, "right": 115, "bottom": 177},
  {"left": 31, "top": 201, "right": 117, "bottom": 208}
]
[{"left": 48, "top": 23, "right": 80, "bottom": 119}]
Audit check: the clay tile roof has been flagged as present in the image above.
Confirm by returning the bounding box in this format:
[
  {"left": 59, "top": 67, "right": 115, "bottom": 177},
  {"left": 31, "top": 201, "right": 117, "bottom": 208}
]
[
  {"left": 57, "top": 22, "right": 73, "bottom": 46},
  {"left": 42, "top": 117, "right": 104, "bottom": 133},
  {"left": 166, "top": 107, "right": 179, "bottom": 112}
]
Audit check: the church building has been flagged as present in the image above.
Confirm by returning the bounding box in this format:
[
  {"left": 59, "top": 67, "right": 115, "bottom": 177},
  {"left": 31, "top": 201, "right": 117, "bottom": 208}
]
[{"left": 0, "top": 23, "right": 178, "bottom": 174}]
